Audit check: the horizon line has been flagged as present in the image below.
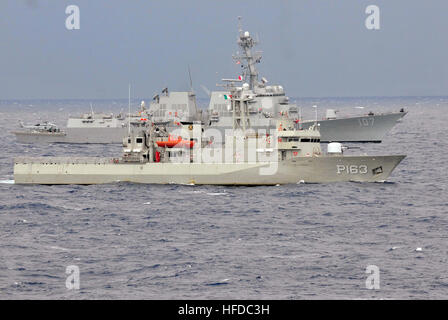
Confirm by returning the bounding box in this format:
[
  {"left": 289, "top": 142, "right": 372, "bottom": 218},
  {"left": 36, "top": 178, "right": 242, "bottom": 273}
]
[{"left": 1, "top": 94, "right": 448, "bottom": 101}]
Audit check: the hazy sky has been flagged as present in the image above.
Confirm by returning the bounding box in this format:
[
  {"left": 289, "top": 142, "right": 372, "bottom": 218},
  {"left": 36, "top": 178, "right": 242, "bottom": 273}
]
[{"left": 1, "top": 0, "right": 447, "bottom": 99}]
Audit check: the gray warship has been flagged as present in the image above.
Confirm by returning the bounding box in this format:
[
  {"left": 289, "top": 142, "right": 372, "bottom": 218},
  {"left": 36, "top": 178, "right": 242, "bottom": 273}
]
[
  {"left": 206, "top": 20, "right": 407, "bottom": 143},
  {"left": 208, "top": 90, "right": 407, "bottom": 143},
  {"left": 13, "top": 120, "right": 67, "bottom": 141},
  {"left": 13, "top": 26, "right": 406, "bottom": 186}
]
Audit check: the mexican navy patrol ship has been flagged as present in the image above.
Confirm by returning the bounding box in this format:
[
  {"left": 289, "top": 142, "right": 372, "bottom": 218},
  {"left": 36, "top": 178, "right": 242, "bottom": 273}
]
[
  {"left": 13, "top": 71, "right": 406, "bottom": 185},
  {"left": 206, "top": 19, "right": 407, "bottom": 143}
]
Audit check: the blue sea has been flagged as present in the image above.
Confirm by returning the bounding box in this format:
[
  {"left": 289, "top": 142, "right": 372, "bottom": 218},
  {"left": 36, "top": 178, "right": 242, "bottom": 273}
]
[{"left": 0, "top": 96, "right": 447, "bottom": 299}]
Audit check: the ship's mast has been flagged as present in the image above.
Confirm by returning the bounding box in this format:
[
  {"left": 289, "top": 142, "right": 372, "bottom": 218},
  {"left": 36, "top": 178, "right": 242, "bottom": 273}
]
[
  {"left": 233, "top": 17, "right": 262, "bottom": 91},
  {"left": 217, "top": 18, "right": 259, "bottom": 132}
]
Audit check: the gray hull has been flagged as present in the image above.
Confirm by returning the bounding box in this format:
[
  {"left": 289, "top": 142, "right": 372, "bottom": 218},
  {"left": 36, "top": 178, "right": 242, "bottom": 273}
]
[
  {"left": 14, "top": 155, "right": 405, "bottom": 185},
  {"left": 301, "top": 112, "right": 407, "bottom": 143},
  {"left": 208, "top": 112, "right": 406, "bottom": 144},
  {"left": 13, "top": 127, "right": 128, "bottom": 144}
]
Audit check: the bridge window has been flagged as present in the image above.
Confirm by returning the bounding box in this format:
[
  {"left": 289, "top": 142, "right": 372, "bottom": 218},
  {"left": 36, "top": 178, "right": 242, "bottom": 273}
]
[
  {"left": 168, "top": 151, "right": 182, "bottom": 157},
  {"left": 136, "top": 137, "right": 143, "bottom": 143}
]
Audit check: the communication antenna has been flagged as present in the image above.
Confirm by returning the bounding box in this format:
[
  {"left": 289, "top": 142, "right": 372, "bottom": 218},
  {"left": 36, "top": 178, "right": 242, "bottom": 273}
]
[
  {"left": 128, "top": 83, "right": 131, "bottom": 134},
  {"left": 237, "top": 16, "right": 242, "bottom": 34},
  {"left": 188, "top": 65, "right": 193, "bottom": 92},
  {"left": 187, "top": 65, "right": 199, "bottom": 112},
  {"left": 200, "top": 84, "right": 211, "bottom": 97},
  {"left": 90, "top": 102, "right": 94, "bottom": 116}
]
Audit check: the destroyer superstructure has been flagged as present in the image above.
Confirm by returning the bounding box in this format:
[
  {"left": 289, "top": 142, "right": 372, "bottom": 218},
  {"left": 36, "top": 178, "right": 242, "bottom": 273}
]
[
  {"left": 146, "top": 89, "right": 200, "bottom": 125},
  {"left": 207, "top": 18, "right": 406, "bottom": 142}
]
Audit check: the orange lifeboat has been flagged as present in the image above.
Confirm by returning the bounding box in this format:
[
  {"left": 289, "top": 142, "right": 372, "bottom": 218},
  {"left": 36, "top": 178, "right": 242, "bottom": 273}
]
[{"left": 156, "top": 135, "right": 195, "bottom": 148}]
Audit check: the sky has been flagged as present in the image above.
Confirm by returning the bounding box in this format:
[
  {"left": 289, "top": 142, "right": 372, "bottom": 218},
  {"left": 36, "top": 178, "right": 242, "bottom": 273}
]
[{"left": 1, "top": 0, "right": 447, "bottom": 99}]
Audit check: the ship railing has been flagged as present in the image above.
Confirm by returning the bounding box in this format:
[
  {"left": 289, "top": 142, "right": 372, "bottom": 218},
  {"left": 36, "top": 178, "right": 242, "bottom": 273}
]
[{"left": 14, "top": 157, "right": 121, "bottom": 165}]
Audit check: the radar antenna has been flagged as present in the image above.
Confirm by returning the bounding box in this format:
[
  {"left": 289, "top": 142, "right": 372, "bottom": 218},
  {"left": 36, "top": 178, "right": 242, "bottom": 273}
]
[{"left": 232, "top": 17, "right": 262, "bottom": 90}]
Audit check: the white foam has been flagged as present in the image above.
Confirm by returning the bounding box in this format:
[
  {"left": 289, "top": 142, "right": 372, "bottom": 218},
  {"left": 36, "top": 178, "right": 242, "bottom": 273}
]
[
  {"left": 60, "top": 205, "right": 83, "bottom": 211},
  {"left": 0, "top": 179, "right": 14, "bottom": 184},
  {"left": 49, "top": 246, "right": 70, "bottom": 252},
  {"left": 206, "top": 192, "right": 227, "bottom": 196},
  {"left": 144, "top": 201, "right": 151, "bottom": 205}
]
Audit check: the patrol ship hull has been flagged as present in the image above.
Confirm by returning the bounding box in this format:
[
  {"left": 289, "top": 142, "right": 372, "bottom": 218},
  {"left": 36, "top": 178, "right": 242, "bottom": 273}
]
[{"left": 14, "top": 155, "right": 405, "bottom": 185}]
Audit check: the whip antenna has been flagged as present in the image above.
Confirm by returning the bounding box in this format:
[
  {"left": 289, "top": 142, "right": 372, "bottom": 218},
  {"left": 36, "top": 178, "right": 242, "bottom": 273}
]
[
  {"left": 128, "top": 83, "right": 131, "bottom": 134},
  {"left": 188, "top": 65, "right": 193, "bottom": 92}
]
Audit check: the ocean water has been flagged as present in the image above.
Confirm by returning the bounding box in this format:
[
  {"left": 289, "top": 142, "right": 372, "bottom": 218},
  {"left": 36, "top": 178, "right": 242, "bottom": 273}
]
[{"left": 0, "top": 96, "right": 447, "bottom": 299}]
